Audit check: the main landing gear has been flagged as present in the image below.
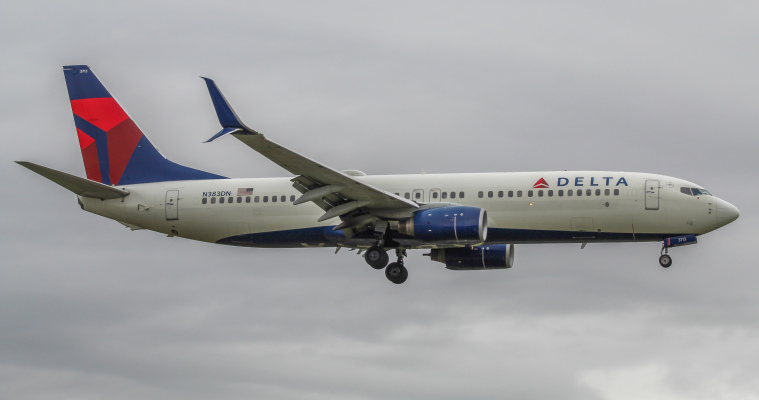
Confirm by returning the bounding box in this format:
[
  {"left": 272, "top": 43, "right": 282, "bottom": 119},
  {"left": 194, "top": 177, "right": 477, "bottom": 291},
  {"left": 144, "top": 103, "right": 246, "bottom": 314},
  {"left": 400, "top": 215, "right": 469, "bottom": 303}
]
[
  {"left": 385, "top": 249, "right": 408, "bottom": 285},
  {"left": 365, "top": 245, "right": 389, "bottom": 269},
  {"left": 364, "top": 245, "right": 408, "bottom": 284}
]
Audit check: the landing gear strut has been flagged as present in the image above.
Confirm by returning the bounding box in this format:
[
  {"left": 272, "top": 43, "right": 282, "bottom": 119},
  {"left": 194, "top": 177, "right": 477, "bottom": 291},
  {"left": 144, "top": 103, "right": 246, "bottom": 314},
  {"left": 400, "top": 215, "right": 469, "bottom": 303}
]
[
  {"left": 385, "top": 248, "right": 408, "bottom": 284},
  {"left": 659, "top": 245, "right": 672, "bottom": 268}
]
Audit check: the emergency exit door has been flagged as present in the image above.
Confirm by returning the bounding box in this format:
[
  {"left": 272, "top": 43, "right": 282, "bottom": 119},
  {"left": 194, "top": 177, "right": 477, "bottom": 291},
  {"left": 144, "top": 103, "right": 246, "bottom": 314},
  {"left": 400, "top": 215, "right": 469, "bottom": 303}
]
[
  {"left": 166, "top": 190, "right": 179, "bottom": 220},
  {"left": 645, "top": 180, "right": 659, "bottom": 210}
]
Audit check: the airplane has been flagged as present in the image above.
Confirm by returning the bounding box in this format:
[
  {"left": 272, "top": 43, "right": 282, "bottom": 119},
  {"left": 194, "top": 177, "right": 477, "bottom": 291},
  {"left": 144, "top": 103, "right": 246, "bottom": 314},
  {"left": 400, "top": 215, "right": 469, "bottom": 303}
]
[{"left": 17, "top": 65, "right": 740, "bottom": 284}]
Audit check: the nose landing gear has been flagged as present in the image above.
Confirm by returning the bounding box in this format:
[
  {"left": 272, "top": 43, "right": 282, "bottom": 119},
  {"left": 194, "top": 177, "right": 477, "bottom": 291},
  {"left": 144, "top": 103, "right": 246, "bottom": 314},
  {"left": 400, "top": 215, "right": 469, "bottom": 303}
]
[{"left": 659, "top": 234, "right": 698, "bottom": 268}]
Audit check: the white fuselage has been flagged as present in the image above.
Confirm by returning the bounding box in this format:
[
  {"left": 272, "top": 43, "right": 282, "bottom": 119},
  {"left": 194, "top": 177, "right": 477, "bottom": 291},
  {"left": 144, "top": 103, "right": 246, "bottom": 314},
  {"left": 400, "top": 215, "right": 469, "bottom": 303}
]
[{"left": 79, "top": 171, "right": 730, "bottom": 249}]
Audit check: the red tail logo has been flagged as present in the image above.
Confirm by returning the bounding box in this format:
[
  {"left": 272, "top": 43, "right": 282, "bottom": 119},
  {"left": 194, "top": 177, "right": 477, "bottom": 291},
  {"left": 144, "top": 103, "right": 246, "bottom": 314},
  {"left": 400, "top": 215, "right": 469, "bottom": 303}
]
[{"left": 533, "top": 178, "right": 549, "bottom": 188}]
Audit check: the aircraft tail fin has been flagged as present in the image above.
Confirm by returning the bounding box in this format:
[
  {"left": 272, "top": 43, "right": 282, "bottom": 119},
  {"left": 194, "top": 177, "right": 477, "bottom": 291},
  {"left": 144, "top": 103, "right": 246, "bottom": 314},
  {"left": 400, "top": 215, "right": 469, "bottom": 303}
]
[{"left": 63, "top": 65, "right": 226, "bottom": 185}]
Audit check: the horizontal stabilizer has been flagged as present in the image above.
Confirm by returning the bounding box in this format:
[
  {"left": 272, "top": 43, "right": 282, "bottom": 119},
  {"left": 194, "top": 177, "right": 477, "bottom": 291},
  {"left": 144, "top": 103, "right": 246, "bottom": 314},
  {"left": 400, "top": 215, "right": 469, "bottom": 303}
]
[{"left": 16, "top": 161, "right": 129, "bottom": 199}]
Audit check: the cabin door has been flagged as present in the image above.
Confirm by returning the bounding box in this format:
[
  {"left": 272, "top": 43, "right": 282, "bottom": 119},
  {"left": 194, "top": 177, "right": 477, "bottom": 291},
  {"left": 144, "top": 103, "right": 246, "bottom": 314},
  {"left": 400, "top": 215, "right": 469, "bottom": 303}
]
[
  {"left": 645, "top": 180, "right": 659, "bottom": 210},
  {"left": 166, "top": 190, "right": 179, "bottom": 220}
]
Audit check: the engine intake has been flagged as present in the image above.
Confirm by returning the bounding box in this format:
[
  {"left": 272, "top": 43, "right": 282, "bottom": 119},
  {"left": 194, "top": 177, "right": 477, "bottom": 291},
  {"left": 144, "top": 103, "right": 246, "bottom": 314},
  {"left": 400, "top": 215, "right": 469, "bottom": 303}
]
[
  {"left": 398, "top": 206, "right": 487, "bottom": 244},
  {"left": 428, "top": 244, "right": 515, "bottom": 270}
]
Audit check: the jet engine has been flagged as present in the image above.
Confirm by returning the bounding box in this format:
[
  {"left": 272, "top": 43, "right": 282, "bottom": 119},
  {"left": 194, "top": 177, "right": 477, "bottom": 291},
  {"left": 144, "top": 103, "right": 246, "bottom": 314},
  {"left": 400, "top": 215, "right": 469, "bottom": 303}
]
[
  {"left": 398, "top": 206, "right": 487, "bottom": 245},
  {"left": 427, "top": 244, "right": 515, "bottom": 270}
]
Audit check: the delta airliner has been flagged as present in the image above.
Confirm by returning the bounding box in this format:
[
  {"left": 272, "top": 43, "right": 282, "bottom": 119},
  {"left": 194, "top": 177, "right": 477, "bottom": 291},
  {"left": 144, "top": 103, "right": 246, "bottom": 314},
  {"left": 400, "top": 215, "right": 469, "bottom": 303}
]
[{"left": 17, "top": 66, "right": 740, "bottom": 284}]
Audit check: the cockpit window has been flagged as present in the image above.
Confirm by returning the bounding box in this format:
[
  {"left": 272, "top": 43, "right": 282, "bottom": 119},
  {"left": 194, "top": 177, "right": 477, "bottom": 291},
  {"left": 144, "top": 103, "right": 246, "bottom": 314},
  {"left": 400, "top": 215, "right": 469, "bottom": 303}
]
[{"left": 680, "top": 187, "right": 712, "bottom": 196}]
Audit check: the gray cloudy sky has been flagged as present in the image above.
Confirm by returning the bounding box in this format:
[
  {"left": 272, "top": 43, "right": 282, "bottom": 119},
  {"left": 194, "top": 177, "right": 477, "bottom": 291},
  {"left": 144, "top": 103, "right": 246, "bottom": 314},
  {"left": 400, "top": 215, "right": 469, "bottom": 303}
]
[{"left": 1, "top": 1, "right": 757, "bottom": 399}]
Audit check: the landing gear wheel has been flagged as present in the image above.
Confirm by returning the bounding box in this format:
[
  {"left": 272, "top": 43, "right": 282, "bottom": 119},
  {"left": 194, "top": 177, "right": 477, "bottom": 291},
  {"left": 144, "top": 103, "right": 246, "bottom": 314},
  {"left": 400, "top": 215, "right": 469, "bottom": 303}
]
[
  {"left": 659, "top": 254, "right": 672, "bottom": 268},
  {"left": 385, "top": 262, "right": 408, "bottom": 284},
  {"left": 365, "top": 246, "right": 389, "bottom": 269}
]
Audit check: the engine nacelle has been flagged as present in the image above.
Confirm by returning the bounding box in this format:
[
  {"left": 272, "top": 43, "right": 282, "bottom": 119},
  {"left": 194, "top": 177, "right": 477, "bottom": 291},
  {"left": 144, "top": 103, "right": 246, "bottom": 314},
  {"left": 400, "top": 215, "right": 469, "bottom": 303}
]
[
  {"left": 398, "top": 206, "right": 487, "bottom": 245},
  {"left": 428, "top": 244, "right": 515, "bottom": 270}
]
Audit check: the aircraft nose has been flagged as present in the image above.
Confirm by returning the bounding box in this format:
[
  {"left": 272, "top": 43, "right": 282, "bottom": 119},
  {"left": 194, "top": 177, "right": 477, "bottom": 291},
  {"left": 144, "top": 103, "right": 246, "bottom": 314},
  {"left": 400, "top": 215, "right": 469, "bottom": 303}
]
[{"left": 717, "top": 199, "right": 740, "bottom": 227}]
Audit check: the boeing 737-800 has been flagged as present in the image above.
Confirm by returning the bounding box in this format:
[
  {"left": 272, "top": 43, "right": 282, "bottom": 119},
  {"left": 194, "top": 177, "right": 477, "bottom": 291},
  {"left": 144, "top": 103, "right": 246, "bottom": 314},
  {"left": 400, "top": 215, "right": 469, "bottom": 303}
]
[{"left": 17, "top": 65, "right": 740, "bottom": 284}]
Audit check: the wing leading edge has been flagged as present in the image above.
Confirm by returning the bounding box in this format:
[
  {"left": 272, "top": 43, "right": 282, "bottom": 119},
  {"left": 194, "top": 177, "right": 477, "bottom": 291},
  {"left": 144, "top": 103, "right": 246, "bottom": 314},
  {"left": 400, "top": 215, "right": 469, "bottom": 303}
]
[{"left": 201, "top": 78, "right": 418, "bottom": 232}]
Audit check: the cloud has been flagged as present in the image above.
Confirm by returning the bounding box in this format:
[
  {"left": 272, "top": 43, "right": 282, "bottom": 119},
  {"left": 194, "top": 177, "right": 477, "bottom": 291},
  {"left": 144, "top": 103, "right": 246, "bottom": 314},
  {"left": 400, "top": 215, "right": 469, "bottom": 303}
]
[{"left": 2, "top": 1, "right": 758, "bottom": 399}]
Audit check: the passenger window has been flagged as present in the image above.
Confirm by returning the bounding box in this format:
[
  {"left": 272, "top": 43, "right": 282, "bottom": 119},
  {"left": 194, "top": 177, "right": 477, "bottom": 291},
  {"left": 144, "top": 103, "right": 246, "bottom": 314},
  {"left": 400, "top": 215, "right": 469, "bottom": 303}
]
[
  {"left": 558, "top": 190, "right": 563, "bottom": 197},
  {"left": 211, "top": 197, "right": 216, "bottom": 204},
  {"left": 254, "top": 196, "right": 260, "bottom": 203},
  {"left": 488, "top": 191, "right": 493, "bottom": 198},
  {"left": 614, "top": 189, "right": 619, "bottom": 196},
  {"left": 595, "top": 189, "right": 601, "bottom": 196},
  {"left": 281, "top": 195, "right": 286, "bottom": 202},
  {"left": 246, "top": 196, "right": 251, "bottom": 203},
  {"left": 415, "top": 192, "right": 421, "bottom": 200},
  {"left": 548, "top": 190, "right": 553, "bottom": 197},
  {"left": 528, "top": 190, "right": 533, "bottom": 197},
  {"left": 263, "top": 196, "right": 269, "bottom": 203},
  {"left": 432, "top": 192, "right": 438, "bottom": 199},
  {"left": 220, "top": 197, "right": 225, "bottom": 204},
  {"left": 498, "top": 191, "right": 503, "bottom": 198},
  {"left": 508, "top": 190, "right": 514, "bottom": 198},
  {"left": 202, "top": 198, "right": 207, "bottom": 204},
  {"left": 459, "top": 192, "right": 465, "bottom": 198},
  {"left": 404, "top": 193, "right": 410, "bottom": 199},
  {"left": 567, "top": 190, "right": 573, "bottom": 197},
  {"left": 290, "top": 195, "right": 295, "bottom": 202},
  {"left": 237, "top": 196, "right": 242, "bottom": 203},
  {"left": 538, "top": 190, "right": 543, "bottom": 197},
  {"left": 577, "top": 190, "right": 582, "bottom": 197},
  {"left": 272, "top": 195, "right": 277, "bottom": 203},
  {"left": 442, "top": 192, "right": 448, "bottom": 199},
  {"left": 517, "top": 190, "right": 522, "bottom": 197},
  {"left": 604, "top": 189, "right": 610, "bottom": 196},
  {"left": 586, "top": 189, "right": 591, "bottom": 196},
  {"left": 451, "top": 192, "right": 456, "bottom": 199},
  {"left": 478, "top": 191, "right": 484, "bottom": 198}
]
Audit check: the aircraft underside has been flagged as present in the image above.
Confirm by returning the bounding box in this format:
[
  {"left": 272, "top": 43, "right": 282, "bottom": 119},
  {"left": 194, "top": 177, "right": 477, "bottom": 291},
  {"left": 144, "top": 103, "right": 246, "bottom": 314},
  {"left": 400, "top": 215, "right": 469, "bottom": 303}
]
[{"left": 216, "top": 226, "right": 684, "bottom": 249}]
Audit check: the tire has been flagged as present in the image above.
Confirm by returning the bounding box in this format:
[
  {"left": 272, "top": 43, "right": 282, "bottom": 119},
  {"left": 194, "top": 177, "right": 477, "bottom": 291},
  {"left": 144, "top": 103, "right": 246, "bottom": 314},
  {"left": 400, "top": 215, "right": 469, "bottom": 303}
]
[
  {"left": 365, "top": 246, "right": 388, "bottom": 269},
  {"left": 385, "top": 262, "right": 408, "bottom": 284},
  {"left": 659, "top": 254, "right": 672, "bottom": 268}
]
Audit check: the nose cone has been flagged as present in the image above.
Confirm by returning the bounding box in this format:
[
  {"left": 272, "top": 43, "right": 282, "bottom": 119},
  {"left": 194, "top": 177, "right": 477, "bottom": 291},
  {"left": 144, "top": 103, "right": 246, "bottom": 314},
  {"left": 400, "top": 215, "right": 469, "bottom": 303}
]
[{"left": 717, "top": 199, "right": 740, "bottom": 227}]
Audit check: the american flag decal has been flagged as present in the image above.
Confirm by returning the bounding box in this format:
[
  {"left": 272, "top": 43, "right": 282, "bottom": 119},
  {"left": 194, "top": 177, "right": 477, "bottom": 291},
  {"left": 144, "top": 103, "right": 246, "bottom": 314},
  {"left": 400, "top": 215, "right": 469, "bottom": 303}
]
[{"left": 237, "top": 187, "right": 254, "bottom": 196}]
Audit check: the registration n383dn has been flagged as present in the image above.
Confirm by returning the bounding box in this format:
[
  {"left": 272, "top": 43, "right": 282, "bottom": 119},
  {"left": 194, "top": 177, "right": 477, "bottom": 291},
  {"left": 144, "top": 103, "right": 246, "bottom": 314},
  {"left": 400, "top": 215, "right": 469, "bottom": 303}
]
[{"left": 17, "top": 66, "right": 740, "bottom": 284}]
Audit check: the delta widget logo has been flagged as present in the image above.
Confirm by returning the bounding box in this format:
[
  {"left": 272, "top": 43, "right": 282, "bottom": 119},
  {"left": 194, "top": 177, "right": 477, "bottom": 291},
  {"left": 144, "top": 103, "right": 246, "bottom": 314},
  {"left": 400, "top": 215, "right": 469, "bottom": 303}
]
[{"left": 533, "top": 178, "right": 549, "bottom": 188}]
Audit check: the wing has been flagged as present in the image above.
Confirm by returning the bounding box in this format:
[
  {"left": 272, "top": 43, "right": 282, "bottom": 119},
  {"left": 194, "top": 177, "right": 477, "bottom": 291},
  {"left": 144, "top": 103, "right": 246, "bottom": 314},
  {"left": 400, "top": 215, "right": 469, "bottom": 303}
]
[{"left": 201, "top": 78, "right": 418, "bottom": 232}]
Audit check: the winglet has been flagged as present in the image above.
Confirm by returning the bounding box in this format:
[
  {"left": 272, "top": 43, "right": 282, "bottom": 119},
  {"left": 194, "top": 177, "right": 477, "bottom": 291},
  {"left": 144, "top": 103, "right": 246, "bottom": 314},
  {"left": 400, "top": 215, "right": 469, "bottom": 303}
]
[{"left": 201, "top": 77, "right": 258, "bottom": 142}]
